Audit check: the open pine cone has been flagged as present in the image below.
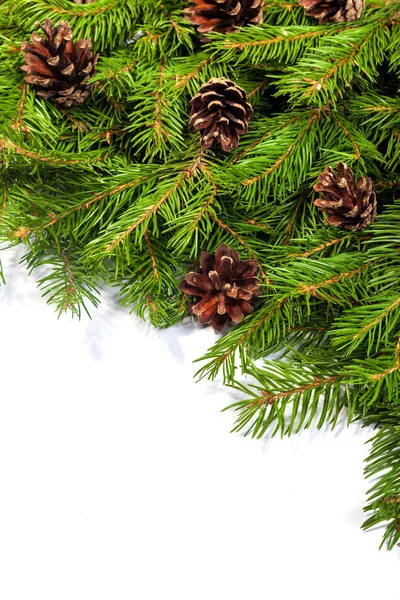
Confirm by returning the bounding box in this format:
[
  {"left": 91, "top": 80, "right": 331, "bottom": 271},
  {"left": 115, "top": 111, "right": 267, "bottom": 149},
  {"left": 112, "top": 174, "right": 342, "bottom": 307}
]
[
  {"left": 189, "top": 78, "right": 253, "bottom": 152},
  {"left": 298, "top": 0, "right": 364, "bottom": 24},
  {"left": 179, "top": 243, "right": 261, "bottom": 331},
  {"left": 314, "top": 162, "right": 377, "bottom": 232},
  {"left": 184, "top": 0, "right": 264, "bottom": 35},
  {"left": 21, "top": 19, "right": 98, "bottom": 107}
]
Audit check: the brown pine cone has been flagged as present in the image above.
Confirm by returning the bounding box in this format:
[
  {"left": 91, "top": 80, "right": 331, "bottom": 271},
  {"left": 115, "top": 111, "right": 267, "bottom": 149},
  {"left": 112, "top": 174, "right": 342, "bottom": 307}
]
[
  {"left": 314, "top": 162, "right": 377, "bottom": 232},
  {"left": 189, "top": 78, "right": 253, "bottom": 152},
  {"left": 179, "top": 243, "right": 261, "bottom": 331},
  {"left": 298, "top": 0, "right": 364, "bottom": 24},
  {"left": 184, "top": 0, "right": 264, "bottom": 35},
  {"left": 21, "top": 19, "right": 99, "bottom": 107}
]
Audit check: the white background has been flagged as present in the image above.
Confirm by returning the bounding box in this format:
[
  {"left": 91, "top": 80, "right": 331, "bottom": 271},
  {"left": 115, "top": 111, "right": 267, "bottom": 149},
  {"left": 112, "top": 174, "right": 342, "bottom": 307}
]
[{"left": 0, "top": 245, "right": 399, "bottom": 600}]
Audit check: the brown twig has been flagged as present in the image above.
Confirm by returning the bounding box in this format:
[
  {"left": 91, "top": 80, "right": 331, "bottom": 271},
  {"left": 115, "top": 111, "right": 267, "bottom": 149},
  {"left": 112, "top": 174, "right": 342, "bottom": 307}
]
[
  {"left": 242, "top": 112, "right": 319, "bottom": 185},
  {"left": 51, "top": 0, "right": 117, "bottom": 16},
  {"left": 223, "top": 28, "right": 345, "bottom": 51},
  {"left": 12, "top": 176, "right": 150, "bottom": 240},
  {"left": 175, "top": 57, "right": 213, "bottom": 89},
  {"left": 334, "top": 116, "right": 361, "bottom": 159},
  {"left": 144, "top": 231, "right": 159, "bottom": 280},
  {"left": 354, "top": 298, "right": 400, "bottom": 342},
  {"left": 151, "top": 61, "right": 171, "bottom": 142},
  {"left": 12, "top": 84, "right": 29, "bottom": 134},
  {"left": 304, "top": 26, "right": 381, "bottom": 98},
  {"left": 247, "top": 375, "right": 340, "bottom": 408},
  {"left": 371, "top": 339, "right": 400, "bottom": 381},
  {"left": 105, "top": 172, "right": 188, "bottom": 253},
  {"left": 296, "top": 264, "right": 368, "bottom": 296},
  {"left": 247, "top": 79, "right": 269, "bottom": 98}
]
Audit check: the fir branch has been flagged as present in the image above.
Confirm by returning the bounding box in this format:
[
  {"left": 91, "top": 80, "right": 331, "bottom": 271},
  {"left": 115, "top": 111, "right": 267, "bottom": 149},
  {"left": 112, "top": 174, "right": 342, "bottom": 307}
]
[
  {"left": 224, "top": 361, "right": 348, "bottom": 438},
  {"left": 104, "top": 171, "right": 188, "bottom": 253},
  {"left": 277, "top": 19, "right": 393, "bottom": 106},
  {"left": 363, "top": 405, "right": 400, "bottom": 549},
  {"left": 22, "top": 239, "right": 101, "bottom": 317},
  {"left": 197, "top": 255, "right": 371, "bottom": 381},
  {"left": 0, "top": 0, "right": 143, "bottom": 52}
]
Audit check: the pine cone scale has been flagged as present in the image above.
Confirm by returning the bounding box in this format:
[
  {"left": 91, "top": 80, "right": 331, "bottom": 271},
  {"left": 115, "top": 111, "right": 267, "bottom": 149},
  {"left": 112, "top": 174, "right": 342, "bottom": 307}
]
[
  {"left": 179, "top": 281, "right": 208, "bottom": 297},
  {"left": 186, "top": 272, "right": 215, "bottom": 291},
  {"left": 192, "top": 291, "right": 219, "bottom": 315}
]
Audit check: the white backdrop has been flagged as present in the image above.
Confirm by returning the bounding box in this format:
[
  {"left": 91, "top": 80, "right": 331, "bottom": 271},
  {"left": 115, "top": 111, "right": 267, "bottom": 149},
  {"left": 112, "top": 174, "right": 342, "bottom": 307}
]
[{"left": 0, "top": 244, "right": 398, "bottom": 600}]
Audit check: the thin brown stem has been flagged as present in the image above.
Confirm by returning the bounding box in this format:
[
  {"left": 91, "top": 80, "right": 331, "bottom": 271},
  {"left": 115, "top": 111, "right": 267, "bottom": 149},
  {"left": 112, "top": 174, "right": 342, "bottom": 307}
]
[
  {"left": 144, "top": 231, "right": 159, "bottom": 280},
  {"left": 247, "top": 375, "right": 341, "bottom": 408}
]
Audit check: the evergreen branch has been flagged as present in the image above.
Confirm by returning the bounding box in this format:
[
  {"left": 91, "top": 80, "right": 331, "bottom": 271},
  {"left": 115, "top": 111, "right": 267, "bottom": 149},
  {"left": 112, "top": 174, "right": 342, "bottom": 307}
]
[
  {"left": 247, "top": 78, "right": 269, "bottom": 98},
  {"left": 60, "top": 248, "right": 78, "bottom": 312},
  {"left": 196, "top": 298, "right": 288, "bottom": 382},
  {"left": 295, "top": 263, "right": 369, "bottom": 296},
  {"left": 223, "top": 361, "right": 348, "bottom": 438},
  {"left": 1, "top": 138, "right": 99, "bottom": 166},
  {"left": 223, "top": 28, "right": 331, "bottom": 50},
  {"left": 22, "top": 239, "right": 101, "bottom": 317},
  {"left": 11, "top": 176, "right": 151, "bottom": 240},
  {"left": 333, "top": 116, "right": 361, "bottom": 160},
  {"left": 209, "top": 24, "right": 345, "bottom": 65},
  {"left": 11, "top": 83, "right": 28, "bottom": 133},
  {"left": 277, "top": 21, "right": 392, "bottom": 106},
  {"left": 127, "top": 58, "right": 186, "bottom": 158},
  {"left": 332, "top": 294, "right": 400, "bottom": 355},
  {"left": 197, "top": 255, "right": 371, "bottom": 381},
  {"left": 246, "top": 374, "right": 341, "bottom": 407},
  {"left": 175, "top": 56, "right": 214, "bottom": 89},
  {"left": 289, "top": 234, "right": 371, "bottom": 259},
  {"left": 370, "top": 339, "right": 400, "bottom": 382},
  {"left": 241, "top": 110, "right": 319, "bottom": 187},
  {"left": 231, "top": 115, "right": 300, "bottom": 164},
  {"left": 44, "top": 1, "right": 118, "bottom": 17},
  {"left": 104, "top": 171, "right": 188, "bottom": 253},
  {"left": 362, "top": 405, "right": 400, "bottom": 549},
  {"left": 0, "top": 0, "right": 143, "bottom": 52}
]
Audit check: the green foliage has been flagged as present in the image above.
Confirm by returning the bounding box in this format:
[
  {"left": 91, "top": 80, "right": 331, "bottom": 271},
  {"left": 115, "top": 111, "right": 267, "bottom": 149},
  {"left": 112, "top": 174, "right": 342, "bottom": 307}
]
[
  {"left": 362, "top": 405, "right": 400, "bottom": 550},
  {"left": 0, "top": 0, "right": 400, "bottom": 549}
]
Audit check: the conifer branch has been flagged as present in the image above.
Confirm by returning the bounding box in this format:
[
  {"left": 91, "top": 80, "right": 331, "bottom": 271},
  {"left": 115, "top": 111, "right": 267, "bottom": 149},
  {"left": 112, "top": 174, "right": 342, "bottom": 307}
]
[
  {"left": 242, "top": 111, "right": 319, "bottom": 185},
  {"left": 247, "top": 375, "right": 341, "bottom": 407},
  {"left": 105, "top": 171, "right": 188, "bottom": 253},
  {"left": 1, "top": 0, "right": 400, "bottom": 550}
]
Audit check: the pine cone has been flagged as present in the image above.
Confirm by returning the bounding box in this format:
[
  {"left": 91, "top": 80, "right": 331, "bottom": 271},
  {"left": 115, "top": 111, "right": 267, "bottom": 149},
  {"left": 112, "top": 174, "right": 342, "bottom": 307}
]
[
  {"left": 21, "top": 19, "right": 98, "bottom": 107},
  {"left": 184, "top": 0, "right": 264, "bottom": 35},
  {"left": 179, "top": 243, "right": 261, "bottom": 331},
  {"left": 298, "top": 0, "right": 364, "bottom": 24},
  {"left": 314, "top": 163, "right": 377, "bottom": 232},
  {"left": 189, "top": 78, "right": 253, "bottom": 152}
]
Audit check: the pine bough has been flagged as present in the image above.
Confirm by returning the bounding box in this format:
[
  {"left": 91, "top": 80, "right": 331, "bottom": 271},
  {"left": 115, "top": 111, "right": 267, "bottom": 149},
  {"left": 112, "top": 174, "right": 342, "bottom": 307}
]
[{"left": 0, "top": 0, "right": 399, "bottom": 548}]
